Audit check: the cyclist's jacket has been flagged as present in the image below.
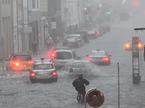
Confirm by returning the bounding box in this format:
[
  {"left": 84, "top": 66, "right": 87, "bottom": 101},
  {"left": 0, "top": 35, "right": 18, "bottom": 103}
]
[{"left": 72, "top": 78, "right": 89, "bottom": 92}]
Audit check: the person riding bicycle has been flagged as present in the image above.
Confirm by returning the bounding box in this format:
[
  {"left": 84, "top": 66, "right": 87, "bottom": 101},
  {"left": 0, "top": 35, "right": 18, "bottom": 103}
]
[{"left": 72, "top": 74, "right": 89, "bottom": 103}]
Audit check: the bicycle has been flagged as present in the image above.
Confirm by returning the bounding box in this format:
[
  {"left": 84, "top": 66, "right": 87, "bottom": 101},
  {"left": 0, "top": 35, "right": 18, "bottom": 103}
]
[{"left": 77, "top": 93, "right": 84, "bottom": 103}]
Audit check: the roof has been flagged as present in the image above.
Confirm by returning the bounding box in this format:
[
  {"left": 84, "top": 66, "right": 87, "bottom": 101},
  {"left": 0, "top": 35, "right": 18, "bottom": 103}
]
[
  {"left": 92, "top": 50, "right": 106, "bottom": 53},
  {"left": 53, "top": 47, "right": 72, "bottom": 51},
  {"left": 34, "top": 59, "right": 52, "bottom": 65},
  {"left": 68, "top": 34, "right": 81, "bottom": 37},
  {"left": 73, "top": 60, "right": 89, "bottom": 63},
  {"left": 13, "top": 52, "right": 31, "bottom": 56},
  {"left": 75, "top": 30, "right": 87, "bottom": 33}
]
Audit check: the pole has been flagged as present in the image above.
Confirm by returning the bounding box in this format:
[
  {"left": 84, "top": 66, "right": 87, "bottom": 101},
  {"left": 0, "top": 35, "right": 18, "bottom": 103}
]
[
  {"left": 2, "top": 46, "right": 4, "bottom": 74},
  {"left": 117, "top": 62, "right": 120, "bottom": 108}
]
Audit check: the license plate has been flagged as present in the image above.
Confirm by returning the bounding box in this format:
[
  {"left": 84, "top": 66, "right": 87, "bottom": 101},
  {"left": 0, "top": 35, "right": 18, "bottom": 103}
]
[
  {"left": 20, "top": 65, "right": 27, "bottom": 67},
  {"left": 40, "top": 73, "right": 48, "bottom": 76}
]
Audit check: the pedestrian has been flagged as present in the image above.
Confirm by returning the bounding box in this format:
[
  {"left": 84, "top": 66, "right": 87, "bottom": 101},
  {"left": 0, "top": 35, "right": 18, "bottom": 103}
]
[
  {"left": 46, "top": 36, "right": 53, "bottom": 50},
  {"left": 32, "top": 41, "right": 37, "bottom": 56},
  {"left": 52, "top": 36, "right": 58, "bottom": 47},
  {"left": 72, "top": 74, "right": 89, "bottom": 103}
]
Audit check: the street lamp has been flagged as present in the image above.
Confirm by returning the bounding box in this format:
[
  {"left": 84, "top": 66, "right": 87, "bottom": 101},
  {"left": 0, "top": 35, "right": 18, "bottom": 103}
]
[{"left": 64, "top": 7, "right": 68, "bottom": 35}]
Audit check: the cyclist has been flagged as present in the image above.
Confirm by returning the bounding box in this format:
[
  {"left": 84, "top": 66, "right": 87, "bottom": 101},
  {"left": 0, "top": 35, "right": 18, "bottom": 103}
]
[{"left": 72, "top": 74, "right": 89, "bottom": 103}]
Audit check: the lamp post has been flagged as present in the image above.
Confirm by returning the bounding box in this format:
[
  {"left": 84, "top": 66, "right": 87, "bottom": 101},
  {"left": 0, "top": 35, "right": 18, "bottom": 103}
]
[{"left": 64, "top": 7, "right": 68, "bottom": 35}]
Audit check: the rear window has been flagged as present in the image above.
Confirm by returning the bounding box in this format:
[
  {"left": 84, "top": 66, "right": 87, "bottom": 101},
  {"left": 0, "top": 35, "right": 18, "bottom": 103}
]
[
  {"left": 91, "top": 52, "right": 107, "bottom": 56},
  {"left": 33, "top": 64, "right": 54, "bottom": 70},
  {"left": 55, "top": 52, "right": 72, "bottom": 59},
  {"left": 12, "top": 55, "right": 32, "bottom": 61}
]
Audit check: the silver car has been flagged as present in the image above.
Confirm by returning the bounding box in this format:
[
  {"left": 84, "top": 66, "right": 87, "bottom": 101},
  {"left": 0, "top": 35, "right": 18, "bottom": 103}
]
[
  {"left": 50, "top": 47, "right": 80, "bottom": 69},
  {"left": 29, "top": 59, "right": 58, "bottom": 83},
  {"left": 88, "top": 49, "right": 111, "bottom": 65},
  {"left": 68, "top": 60, "right": 94, "bottom": 74}
]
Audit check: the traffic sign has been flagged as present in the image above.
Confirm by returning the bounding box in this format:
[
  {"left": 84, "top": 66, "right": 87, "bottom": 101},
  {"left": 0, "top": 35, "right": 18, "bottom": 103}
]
[{"left": 86, "top": 89, "right": 104, "bottom": 107}]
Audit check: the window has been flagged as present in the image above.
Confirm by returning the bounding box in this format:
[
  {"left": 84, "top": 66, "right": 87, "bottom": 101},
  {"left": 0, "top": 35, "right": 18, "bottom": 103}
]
[
  {"left": 2, "top": 0, "right": 4, "bottom": 4},
  {"left": 32, "top": 0, "right": 35, "bottom": 8},
  {"left": 55, "top": 52, "right": 72, "bottom": 59},
  {"left": 33, "top": 64, "right": 54, "bottom": 70},
  {"left": 13, "top": 55, "right": 32, "bottom": 61}
]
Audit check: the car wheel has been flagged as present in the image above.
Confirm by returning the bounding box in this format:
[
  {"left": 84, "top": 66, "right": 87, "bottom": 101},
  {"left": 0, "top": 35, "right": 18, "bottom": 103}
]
[
  {"left": 77, "top": 43, "right": 80, "bottom": 48},
  {"left": 53, "top": 78, "right": 58, "bottom": 82},
  {"left": 30, "top": 79, "right": 36, "bottom": 83},
  {"left": 81, "top": 41, "right": 84, "bottom": 46},
  {"left": 6, "top": 66, "right": 8, "bottom": 70},
  {"left": 9, "top": 66, "right": 12, "bottom": 71}
]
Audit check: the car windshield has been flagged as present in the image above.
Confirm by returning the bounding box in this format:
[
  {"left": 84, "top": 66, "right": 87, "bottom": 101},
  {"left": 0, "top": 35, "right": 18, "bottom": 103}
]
[
  {"left": 12, "top": 55, "right": 32, "bottom": 61},
  {"left": 55, "top": 52, "right": 72, "bottom": 59},
  {"left": 33, "top": 64, "right": 53, "bottom": 70},
  {"left": 91, "top": 51, "right": 107, "bottom": 56}
]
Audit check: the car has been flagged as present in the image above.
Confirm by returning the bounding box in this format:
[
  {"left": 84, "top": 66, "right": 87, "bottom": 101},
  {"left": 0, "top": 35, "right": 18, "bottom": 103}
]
[
  {"left": 87, "top": 49, "right": 111, "bottom": 65},
  {"left": 62, "top": 34, "right": 84, "bottom": 47},
  {"left": 29, "top": 58, "right": 58, "bottom": 83},
  {"left": 5, "top": 52, "right": 33, "bottom": 71},
  {"left": 87, "top": 30, "right": 97, "bottom": 39},
  {"left": 95, "top": 25, "right": 107, "bottom": 34},
  {"left": 68, "top": 60, "right": 94, "bottom": 74},
  {"left": 49, "top": 47, "right": 81, "bottom": 69},
  {"left": 124, "top": 40, "right": 143, "bottom": 51},
  {"left": 75, "top": 30, "right": 89, "bottom": 44},
  {"left": 93, "top": 28, "right": 103, "bottom": 37}
]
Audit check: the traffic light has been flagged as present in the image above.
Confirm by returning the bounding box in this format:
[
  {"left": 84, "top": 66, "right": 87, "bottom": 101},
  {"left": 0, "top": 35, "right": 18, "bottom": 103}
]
[
  {"left": 106, "top": 12, "right": 110, "bottom": 14},
  {"left": 134, "top": 1, "right": 138, "bottom": 6},
  {"left": 84, "top": 8, "right": 87, "bottom": 11},
  {"left": 84, "top": 8, "right": 88, "bottom": 14}
]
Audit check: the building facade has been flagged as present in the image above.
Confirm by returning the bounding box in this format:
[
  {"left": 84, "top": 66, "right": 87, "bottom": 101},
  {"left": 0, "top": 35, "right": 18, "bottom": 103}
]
[
  {"left": 39, "top": 0, "right": 49, "bottom": 49},
  {"left": 28, "top": 0, "right": 41, "bottom": 50},
  {"left": 0, "top": 0, "right": 13, "bottom": 59}
]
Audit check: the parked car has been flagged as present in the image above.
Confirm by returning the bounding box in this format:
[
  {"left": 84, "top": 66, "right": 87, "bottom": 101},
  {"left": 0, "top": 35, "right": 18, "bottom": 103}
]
[
  {"left": 5, "top": 52, "right": 33, "bottom": 71},
  {"left": 29, "top": 58, "right": 58, "bottom": 83},
  {"left": 75, "top": 30, "right": 89, "bottom": 43},
  {"left": 62, "top": 34, "right": 84, "bottom": 47},
  {"left": 93, "top": 28, "right": 103, "bottom": 37},
  {"left": 87, "top": 30, "right": 97, "bottom": 39}
]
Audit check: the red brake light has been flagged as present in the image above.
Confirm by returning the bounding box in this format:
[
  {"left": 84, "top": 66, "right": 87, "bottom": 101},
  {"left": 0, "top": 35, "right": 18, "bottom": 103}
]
[
  {"left": 87, "top": 57, "right": 92, "bottom": 61},
  {"left": 28, "top": 61, "right": 34, "bottom": 65},
  {"left": 69, "top": 68, "right": 73, "bottom": 72},
  {"left": 97, "top": 32, "right": 100, "bottom": 34},
  {"left": 125, "top": 43, "right": 130, "bottom": 48},
  {"left": 12, "top": 62, "right": 20, "bottom": 66},
  {"left": 138, "top": 43, "right": 142, "bottom": 49},
  {"left": 31, "top": 72, "right": 36, "bottom": 77},
  {"left": 52, "top": 71, "right": 57, "bottom": 76},
  {"left": 103, "top": 57, "right": 109, "bottom": 62},
  {"left": 49, "top": 50, "right": 56, "bottom": 59}
]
